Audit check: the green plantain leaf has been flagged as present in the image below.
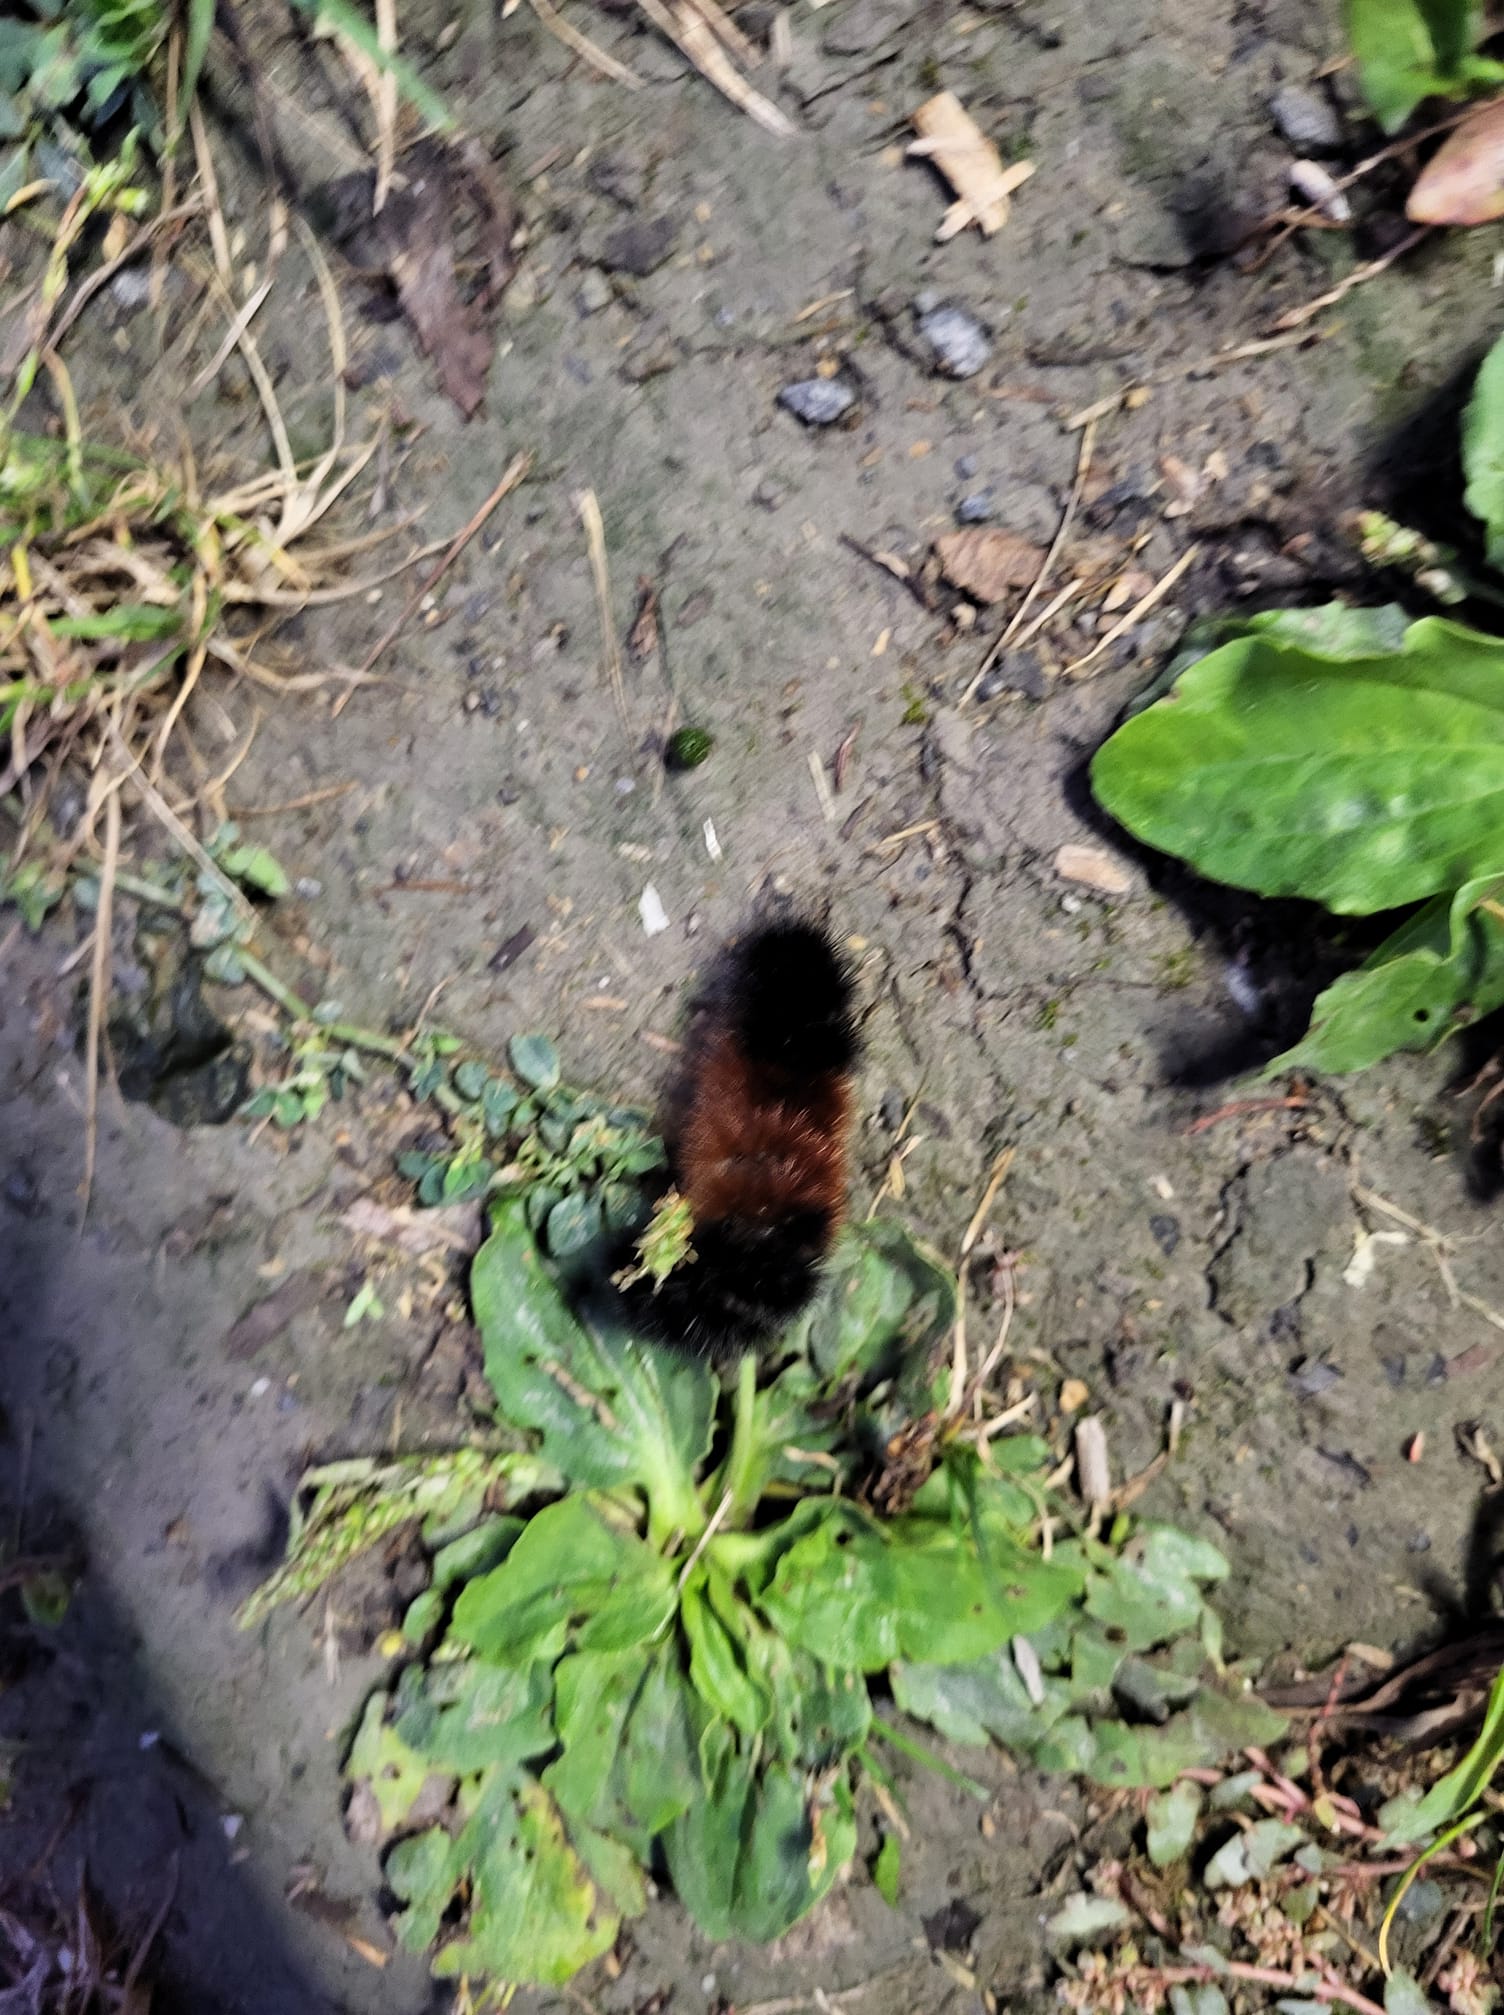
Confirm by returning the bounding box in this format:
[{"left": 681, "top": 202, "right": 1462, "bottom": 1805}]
[
  {"left": 757, "top": 1500, "right": 1030, "bottom": 1670},
  {"left": 448, "top": 1493, "right": 676, "bottom": 1667},
  {"left": 1343, "top": 0, "right": 1501, "bottom": 129},
  {"left": 1266, "top": 872, "right": 1504, "bottom": 1075},
  {"left": 1091, "top": 617, "right": 1504, "bottom": 915},
  {"left": 472, "top": 1198, "right": 714, "bottom": 1542},
  {"left": 663, "top": 1724, "right": 855, "bottom": 1943},
  {"left": 544, "top": 1642, "right": 700, "bottom": 1859},
  {"left": 1464, "top": 329, "right": 1504, "bottom": 567},
  {"left": 682, "top": 1571, "right": 771, "bottom": 1737},
  {"left": 387, "top": 1768, "right": 620, "bottom": 1986},
  {"left": 389, "top": 1656, "right": 555, "bottom": 1776},
  {"left": 1084, "top": 1527, "right": 1228, "bottom": 1654}
]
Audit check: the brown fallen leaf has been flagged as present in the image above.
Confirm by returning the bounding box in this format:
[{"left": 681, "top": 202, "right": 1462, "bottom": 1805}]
[
  {"left": 317, "top": 137, "right": 515, "bottom": 418},
  {"left": 340, "top": 1196, "right": 485, "bottom": 1258},
  {"left": 224, "top": 1271, "right": 325, "bottom": 1359},
  {"left": 908, "top": 90, "right": 1035, "bottom": 240},
  {"left": 627, "top": 576, "right": 661, "bottom": 662},
  {"left": 934, "top": 527, "right": 1045, "bottom": 603},
  {"left": 1408, "top": 97, "right": 1504, "bottom": 223}
]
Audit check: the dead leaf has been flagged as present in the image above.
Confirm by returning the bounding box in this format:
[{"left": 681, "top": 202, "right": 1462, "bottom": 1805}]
[
  {"left": 934, "top": 527, "right": 1044, "bottom": 603},
  {"left": 318, "top": 138, "right": 516, "bottom": 418},
  {"left": 1408, "top": 97, "right": 1504, "bottom": 224},
  {"left": 908, "top": 90, "right": 1034, "bottom": 239},
  {"left": 1159, "top": 454, "right": 1201, "bottom": 519},
  {"left": 1055, "top": 843, "right": 1131, "bottom": 894},
  {"left": 627, "top": 577, "right": 661, "bottom": 661},
  {"left": 225, "top": 1271, "right": 325, "bottom": 1359},
  {"left": 340, "top": 1197, "right": 485, "bottom": 1258}
]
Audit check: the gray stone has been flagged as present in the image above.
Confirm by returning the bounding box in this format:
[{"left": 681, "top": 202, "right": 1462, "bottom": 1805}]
[
  {"left": 918, "top": 302, "right": 992, "bottom": 378},
  {"left": 778, "top": 378, "right": 854, "bottom": 425},
  {"left": 956, "top": 491, "right": 995, "bottom": 524},
  {"left": 576, "top": 268, "right": 613, "bottom": 314},
  {"left": 599, "top": 215, "right": 678, "bottom": 277},
  {"left": 1271, "top": 83, "right": 1341, "bottom": 153}
]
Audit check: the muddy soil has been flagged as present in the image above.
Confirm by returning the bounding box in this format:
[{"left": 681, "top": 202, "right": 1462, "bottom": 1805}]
[{"left": 6, "top": 0, "right": 1504, "bottom": 2008}]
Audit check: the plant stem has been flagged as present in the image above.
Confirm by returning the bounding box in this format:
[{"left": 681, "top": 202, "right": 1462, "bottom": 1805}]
[
  {"left": 235, "top": 948, "right": 464, "bottom": 1113},
  {"left": 868, "top": 1715, "right": 990, "bottom": 1800},
  {"left": 719, "top": 1350, "right": 761, "bottom": 1527}
]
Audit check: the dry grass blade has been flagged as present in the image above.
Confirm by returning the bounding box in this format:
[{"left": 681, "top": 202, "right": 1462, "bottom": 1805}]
[
  {"left": 529, "top": 0, "right": 644, "bottom": 87},
  {"left": 634, "top": 0, "right": 795, "bottom": 135},
  {"left": 961, "top": 418, "right": 1095, "bottom": 706},
  {"left": 374, "top": 0, "right": 399, "bottom": 213},
  {"left": 576, "top": 486, "right": 630, "bottom": 735},
  {"left": 81, "top": 782, "right": 121, "bottom": 1219}
]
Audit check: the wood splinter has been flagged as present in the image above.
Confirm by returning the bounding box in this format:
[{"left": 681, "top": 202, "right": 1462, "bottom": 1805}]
[{"left": 908, "top": 90, "right": 1035, "bottom": 240}]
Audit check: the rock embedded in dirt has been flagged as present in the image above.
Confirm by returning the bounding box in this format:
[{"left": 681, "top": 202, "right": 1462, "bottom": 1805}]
[
  {"left": 917, "top": 301, "right": 992, "bottom": 378},
  {"left": 956, "top": 490, "right": 996, "bottom": 523},
  {"left": 1270, "top": 83, "right": 1341, "bottom": 153},
  {"left": 778, "top": 378, "right": 855, "bottom": 425},
  {"left": 599, "top": 215, "right": 678, "bottom": 277},
  {"left": 576, "top": 269, "right": 614, "bottom": 314}
]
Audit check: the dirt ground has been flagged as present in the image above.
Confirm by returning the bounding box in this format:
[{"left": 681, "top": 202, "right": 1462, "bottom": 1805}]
[{"left": 6, "top": 0, "right": 1504, "bottom": 2008}]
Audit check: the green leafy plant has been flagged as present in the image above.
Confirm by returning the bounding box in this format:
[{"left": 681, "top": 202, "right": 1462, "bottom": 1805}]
[
  {"left": 1092, "top": 327, "right": 1504, "bottom": 1079},
  {"left": 1345, "top": 0, "right": 1504, "bottom": 132},
  {"left": 249, "top": 1192, "right": 1278, "bottom": 1995}
]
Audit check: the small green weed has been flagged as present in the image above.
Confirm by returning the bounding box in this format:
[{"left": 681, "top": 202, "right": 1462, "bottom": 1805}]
[
  {"left": 1092, "top": 326, "right": 1504, "bottom": 1079},
  {"left": 246, "top": 1146, "right": 1277, "bottom": 1994},
  {"left": 1345, "top": 0, "right": 1504, "bottom": 133}
]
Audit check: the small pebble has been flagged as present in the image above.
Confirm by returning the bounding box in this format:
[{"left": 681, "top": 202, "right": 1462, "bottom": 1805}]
[
  {"left": 918, "top": 302, "right": 992, "bottom": 378},
  {"left": 1290, "top": 1359, "right": 1341, "bottom": 1398},
  {"left": 752, "top": 475, "right": 786, "bottom": 509},
  {"left": 713, "top": 304, "right": 736, "bottom": 328},
  {"left": 4, "top": 1166, "right": 42, "bottom": 1216},
  {"left": 1271, "top": 82, "right": 1341, "bottom": 153},
  {"left": 956, "top": 490, "right": 996, "bottom": 523},
  {"left": 599, "top": 215, "right": 677, "bottom": 276},
  {"left": 1407, "top": 1530, "right": 1432, "bottom": 1554},
  {"left": 955, "top": 453, "right": 979, "bottom": 480},
  {"left": 639, "top": 883, "right": 670, "bottom": 937},
  {"left": 576, "top": 269, "right": 613, "bottom": 315},
  {"left": 294, "top": 876, "right": 322, "bottom": 900},
  {"left": 1149, "top": 1214, "right": 1180, "bottom": 1257},
  {"left": 778, "top": 378, "right": 854, "bottom": 426}
]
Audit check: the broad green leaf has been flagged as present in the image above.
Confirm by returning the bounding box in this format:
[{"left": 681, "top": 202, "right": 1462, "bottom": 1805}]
[
  {"left": 1464, "top": 329, "right": 1504, "bottom": 567},
  {"left": 388, "top": 1656, "right": 555, "bottom": 1776},
  {"left": 758, "top": 1502, "right": 1017, "bottom": 1670},
  {"left": 1344, "top": 0, "right": 1486, "bottom": 129},
  {"left": 1385, "top": 1969, "right": 1435, "bottom": 2015},
  {"left": 663, "top": 1725, "right": 854, "bottom": 1943},
  {"left": 1204, "top": 1817, "right": 1306, "bottom": 1888},
  {"left": 449, "top": 1494, "right": 676, "bottom": 1667},
  {"left": 509, "top": 1031, "right": 560, "bottom": 1090},
  {"left": 806, "top": 1218, "right": 956, "bottom": 1386},
  {"left": 873, "top": 1831, "right": 901, "bottom": 1906},
  {"left": 1267, "top": 873, "right": 1504, "bottom": 1075},
  {"left": 346, "top": 1692, "right": 451, "bottom": 1836},
  {"left": 546, "top": 1190, "right": 601, "bottom": 1257},
  {"left": 1045, "top": 1893, "right": 1133, "bottom": 1944},
  {"left": 1381, "top": 1660, "right": 1504, "bottom": 1840},
  {"left": 891, "top": 1650, "right": 1064, "bottom": 1748},
  {"left": 544, "top": 1644, "right": 698, "bottom": 1869},
  {"left": 1147, "top": 1779, "right": 1203, "bottom": 1866},
  {"left": 1092, "top": 617, "right": 1504, "bottom": 915},
  {"left": 387, "top": 1769, "right": 619, "bottom": 1986},
  {"left": 472, "top": 1199, "right": 714, "bottom": 1542},
  {"left": 1084, "top": 1528, "right": 1227, "bottom": 1654},
  {"left": 682, "top": 1573, "right": 769, "bottom": 1736}
]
